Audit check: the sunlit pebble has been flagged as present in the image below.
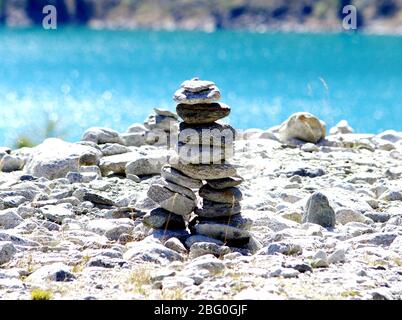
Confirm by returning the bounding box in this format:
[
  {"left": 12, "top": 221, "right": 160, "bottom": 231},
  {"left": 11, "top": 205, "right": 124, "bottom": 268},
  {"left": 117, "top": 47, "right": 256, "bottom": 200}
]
[
  {"left": 61, "top": 84, "right": 71, "bottom": 94},
  {"left": 102, "top": 91, "right": 113, "bottom": 100}
]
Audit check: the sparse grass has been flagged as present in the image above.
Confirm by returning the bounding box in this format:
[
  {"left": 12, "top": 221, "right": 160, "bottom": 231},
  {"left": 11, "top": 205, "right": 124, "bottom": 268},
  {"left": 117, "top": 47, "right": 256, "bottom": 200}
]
[
  {"left": 31, "top": 289, "right": 53, "bottom": 300},
  {"left": 340, "top": 289, "right": 361, "bottom": 298},
  {"left": 130, "top": 267, "right": 152, "bottom": 296},
  {"left": 161, "top": 288, "right": 184, "bottom": 300},
  {"left": 72, "top": 255, "right": 91, "bottom": 273}
]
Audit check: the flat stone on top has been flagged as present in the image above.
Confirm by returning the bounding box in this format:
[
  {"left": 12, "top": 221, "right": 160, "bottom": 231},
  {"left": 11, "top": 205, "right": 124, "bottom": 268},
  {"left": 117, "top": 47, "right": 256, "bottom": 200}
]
[
  {"left": 174, "top": 86, "right": 221, "bottom": 105},
  {"left": 180, "top": 78, "right": 216, "bottom": 93}
]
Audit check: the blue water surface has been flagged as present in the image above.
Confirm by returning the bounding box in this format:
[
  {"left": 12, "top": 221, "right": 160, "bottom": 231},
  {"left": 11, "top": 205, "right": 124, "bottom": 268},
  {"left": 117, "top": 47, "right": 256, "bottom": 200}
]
[{"left": 0, "top": 27, "right": 402, "bottom": 146}]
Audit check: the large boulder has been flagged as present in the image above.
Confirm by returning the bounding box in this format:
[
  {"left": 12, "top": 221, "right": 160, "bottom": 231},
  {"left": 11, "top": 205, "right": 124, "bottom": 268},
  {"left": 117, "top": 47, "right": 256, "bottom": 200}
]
[
  {"left": 303, "top": 192, "right": 336, "bottom": 228},
  {"left": 278, "top": 112, "right": 326, "bottom": 144},
  {"left": 24, "top": 138, "right": 102, "bottom": 180}
]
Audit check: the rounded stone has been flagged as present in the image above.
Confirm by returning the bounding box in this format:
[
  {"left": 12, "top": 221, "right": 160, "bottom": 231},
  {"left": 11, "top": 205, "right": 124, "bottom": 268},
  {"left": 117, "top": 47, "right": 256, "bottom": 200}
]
[
  {"left": 195, "top": 199, "right": 241, "bottom": 218},
  {"left": 174, "top": 86, "right": 221, "bottom": 105},
  {"left": 176, "top": 103, "right": 230, "bottom": 124},
  {"left": 143, "top": 208, "right": 186, "bottom": 230},
  {"left": 199, "top": 185, "right": 243, "bottom": 204}
]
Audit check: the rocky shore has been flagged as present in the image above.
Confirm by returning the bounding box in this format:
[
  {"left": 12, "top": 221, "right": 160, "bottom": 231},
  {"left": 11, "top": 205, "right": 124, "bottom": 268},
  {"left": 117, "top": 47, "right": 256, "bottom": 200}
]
[{"left": 1, "top": 89, "right": 402, "bottom": 299}]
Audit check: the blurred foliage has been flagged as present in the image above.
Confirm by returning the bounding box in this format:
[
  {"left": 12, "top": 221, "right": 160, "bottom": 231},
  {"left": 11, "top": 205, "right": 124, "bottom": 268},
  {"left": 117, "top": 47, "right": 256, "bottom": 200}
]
[{"left": 14, "top": 117, "right": 64, "bottom": 149}]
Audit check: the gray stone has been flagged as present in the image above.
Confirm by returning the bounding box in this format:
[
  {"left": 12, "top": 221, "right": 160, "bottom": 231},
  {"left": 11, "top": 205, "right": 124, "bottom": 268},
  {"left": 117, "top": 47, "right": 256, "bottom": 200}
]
[
  {"left": 284, "top": 261, "right": 313, "bottom": 273},
  {"left": 262, "top": 242, "right": 302, "bottom": 256},
  {"left": 348, "top": 232, "right": 398, "bottom": 246},
  {"left": 270, "top": 267, "right": 300, "bottom": 278},
  {"left": 186, "top": 254, "right": 225, "bottom": 274},
  {"left": 336, "top": 208, "right": 372, "bottom": 225},
  {"left": 147, "top": 184, "right": 196, "bottom": 216},
  {"left": 193, "top": 223, "right": 250, "bottom": 245},
  {"left": 154, "top": 178, "right": 197, "bottom": 200},
  {"left": 170, "top": 159, "right": 237, "bottom": 180},
  {"left": 124, "top": 238, "right": 183, "bottom": 265},
  {"left": 0, "top": 155, "right": 24, "bottom": 172},
  {"left": 0, "top": 231, "right": 40, "bottom": 247},
  {"left": 0, "top": 241, "right": 16, "bottom": 265},
  {"left": 329, "top": 120, "right": 354, "bottom": 135},
  {"left": 303, "top": 192, "right": 335, "bottom": 228},
  {"left": 195, "top": 199, "right": 241, "bottom": 218},
  {"left": 66, "top": 171, "right": 99, "bottom": 183},
  {"left": 328, "top": 248, "right": 346, "bottom": 264},
  {"left": 81, "top": 127, "right": 122, "bottom": 144},
  {"left": 1, "top": 196, "right": 27, "bottom": 208},
  {"left": 0, "top": 209, "right": 23, "bottom": 229},
  {"left": 185, "top": 235, "right": 224, "bottom": 248},
  {"left": 104, "top": 225, "right": 132, "bottom": 241},
  {"left": 199, "top": 185, "right": 242, "bottom": 204},
  {"left": 127, "top": 123, "right": 147, "bottom": 133},
  {"left": 380, "top": 190, "right": 402, "bottom": 202},
  {"left": 189, "top": 242, "right": 231, "bottom": 259},
  {"left": 120, "top": 132, "right": 146, "bottom": 147},
  {"left": 40, "top": 204, "right": 75, "bottom": 224},
  {"left": 364, "top": 212, "right": 390, "bottom": 223},
  {"left": 194, "top": 215, "right": 252, "bottom": 230},
  {"left": 176, "top": 103, "right": 230, "bottom": 124},
  {"left": 125, "top": 156, "right": 166, "bottom": 176},
  {"left": 164, "top": 237, "right": 187, "bottom": 254},
  {"left": 161, "top": 165, "right": 203, "bottom": 189},
  {"left": 143, "top": 208, "right": 186, "bottom": 230},
  {"left": 24, "top": 138, "right": 102, "bottom": 180},
  {"left": 27, "top": 263, "right": 75, "bottom": 282},
  {"left": 100, "top": 143, "right": 131, "bottom": 156},
  {"left": 312, "top": 250, "right": 329, "bottom": 268},
  {"left": 206, "top": 176, "right": 243, "bottom": 189},
  {"left": 174, "top": 85, "right": 221, "bottom": 104}
]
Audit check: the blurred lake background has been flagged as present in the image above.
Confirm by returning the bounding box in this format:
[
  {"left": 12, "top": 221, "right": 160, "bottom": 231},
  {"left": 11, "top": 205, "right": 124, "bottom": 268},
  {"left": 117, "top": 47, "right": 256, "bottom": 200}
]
[{"left": 1, "top": 0, "right": 402, "bottom": 147}]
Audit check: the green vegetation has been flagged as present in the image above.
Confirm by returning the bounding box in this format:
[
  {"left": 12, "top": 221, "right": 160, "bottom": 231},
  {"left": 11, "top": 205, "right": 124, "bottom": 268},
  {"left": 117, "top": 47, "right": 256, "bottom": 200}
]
[{"left": 31, "top": 288, "right": 53, "bottom": 300}]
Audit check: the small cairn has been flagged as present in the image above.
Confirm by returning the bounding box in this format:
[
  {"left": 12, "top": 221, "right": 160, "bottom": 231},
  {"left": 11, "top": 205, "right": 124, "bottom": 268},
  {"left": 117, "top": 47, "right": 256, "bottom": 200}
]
[{"left": 145, "top": 78, "right": 251, "bottom": 248}]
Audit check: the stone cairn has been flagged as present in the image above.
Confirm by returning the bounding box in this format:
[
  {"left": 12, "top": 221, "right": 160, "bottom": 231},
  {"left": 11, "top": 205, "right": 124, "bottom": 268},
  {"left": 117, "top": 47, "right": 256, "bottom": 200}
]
[{"left": 144, "top": 78, "right": 251, "bottom": 248}]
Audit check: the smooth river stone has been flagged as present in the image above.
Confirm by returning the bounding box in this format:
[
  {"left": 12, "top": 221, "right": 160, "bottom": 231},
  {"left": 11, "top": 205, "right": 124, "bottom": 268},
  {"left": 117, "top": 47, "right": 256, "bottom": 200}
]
[
  {"left": 147, "top": 184, "right": 196, "bottom": 216},
  {"left": 193, "top": 215, "right": 252, "bottom": 230},
  {"left": 199, "top": 185, "right": 243, "bottom": 204},
  {"left": 177, "top": 143, "right": 233, "bottom": 164},
  {"left": 193, "top": 223, "right": 250, "bottom": 245},
  {"left": 206, "top": 176, "right": 244, "bottom": 189},
  {"left": 173, "top": 86, "right": 221, "bottom": 104},
  {"left": 170, "top": 159, "right": 237, "bottom": 180},
  {"left": 195, "top": 199, "right": 241, "bottom": 218},
  {"left": 180, "top": 78, "right": 215, "bottom": 93},
  {"left": 176, "top": 103, "right": 230, "bottom": 124},
  {"left": 178, "top": 122, "right": 236, "bottom": 146},
  {"left": 142, "top": 208, "right": 185, "bottom": 230},
  {"left": 154, "top": 177, "right": 197, "bottom": 200},
  {"left": 161, "top": 165, "right": 203, "bottom": 189}
]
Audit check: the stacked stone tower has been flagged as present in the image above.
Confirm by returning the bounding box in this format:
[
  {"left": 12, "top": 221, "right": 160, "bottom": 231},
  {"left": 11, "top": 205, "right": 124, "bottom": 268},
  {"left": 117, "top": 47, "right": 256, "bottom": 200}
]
[{"left": 145, "top": 78, "right": 250, "bottom": 248}]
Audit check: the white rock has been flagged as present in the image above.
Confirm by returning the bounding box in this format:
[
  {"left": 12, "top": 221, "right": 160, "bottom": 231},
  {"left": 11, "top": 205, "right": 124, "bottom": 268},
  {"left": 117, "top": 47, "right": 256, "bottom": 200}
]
[
  {"left": 329, "top": 120, "right": 354, "bottom": 135},
  {"left": 81, "top": 127, "right": 122, "bottom": 144},
  {"left": 278, "top": 112, "right": 326, "bottom": 144},
  {"left": 24, "top": 138, "right": 102, "bottom": 179},
  {"left": 328, "top": 248, "right": 346, "bottom": 264},
  {"left": 27, "top": 263, "right": 75, "bottom": 283},
  {"left": 0, "top": 155, "right": 25, "bottom": 172}
]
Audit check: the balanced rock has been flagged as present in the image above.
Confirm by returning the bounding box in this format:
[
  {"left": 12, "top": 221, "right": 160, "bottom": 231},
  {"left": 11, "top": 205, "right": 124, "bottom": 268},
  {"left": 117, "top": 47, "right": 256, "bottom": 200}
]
[
  {"left": 206, "top": 176, "right": 244, "bottom": 189},
  {"left": 195, "top": 199, "right": 241, "bottom": 218},
  {"left": 199, "top": 185, "right": 243, "bottom": 204},
  {"left": 174, "top": 86, "right": 221, "bottom": 105},
  {"left": 193, "top": 223, "right": 250, "bottom": 245},
  {"left": 161, "top": 165, "right": 203, "bottom": 189},
  {"left": 170, "top": 159, "right": 237, "bottom": 180},
  {"left": 147, "top": 184, "right": 196, "bottom": 216},
  {"left": 303, "top": 192, "right": 336, "bottom": 228},
  {"left": 180, "top": 78, "right": 215, "bottom": 92},
  {"left": 278, "top": 112, "right": 326, "bottom": 144},
  {"left": 176, "top": 103, "right": 230, "bottom": 124},
  {"left": 143, "top": 208, "right": 186, "bottom": 230},
  {"left": 177, "top": 143, "right": 232, "bottom": 164},
  {"left": 192, "top": 215, "right": 252, "bottom": 230},
  {"left": 154, "top": 178, "right": 197, "bottom": 200}
]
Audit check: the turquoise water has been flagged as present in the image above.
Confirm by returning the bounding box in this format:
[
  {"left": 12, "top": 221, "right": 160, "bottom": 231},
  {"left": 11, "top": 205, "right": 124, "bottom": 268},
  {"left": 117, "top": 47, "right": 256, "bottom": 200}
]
[{"left": 1, "top": 27, "right": 402, "bottom": 146}]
